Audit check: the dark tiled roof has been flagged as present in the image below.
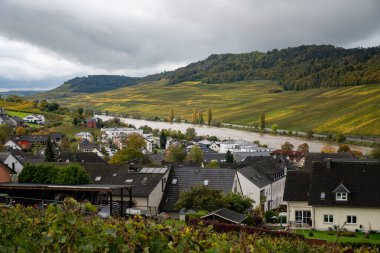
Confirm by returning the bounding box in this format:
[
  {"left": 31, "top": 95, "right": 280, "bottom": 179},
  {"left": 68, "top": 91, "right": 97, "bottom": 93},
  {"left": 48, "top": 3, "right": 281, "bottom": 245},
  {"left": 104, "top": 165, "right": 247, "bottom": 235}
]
[
  {"left": 82, "top": 164, "right": 168, "bottom": 197},
  {"left": 204, "top": 153, "right": 226, "bottom": 163},
  {"left": 283, "top": 171, "right": 310, "bottom": 201},
  {"left": 237, "top": 156, "right": 287, "bottom": 188},
  {"left": 303, "top": 152, "right": 353, "bottom": 172},
  {"left": 58, "top": 152, "right": 107, "bottom": 164},
  {"left": 202, "top": 208, "right": 247, "bottom": 224},
  {"left": 159, "top": 167, "right": 236, "bottom": 212},
  {"left": 309, "top": 160, "right": 380, "bottom": 207}
]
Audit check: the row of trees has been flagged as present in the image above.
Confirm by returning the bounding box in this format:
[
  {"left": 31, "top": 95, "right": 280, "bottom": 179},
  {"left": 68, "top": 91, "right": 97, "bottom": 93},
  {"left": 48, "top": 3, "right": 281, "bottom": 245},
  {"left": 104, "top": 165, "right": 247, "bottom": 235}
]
[
  {"left": 18, "top": 164, "right": 90, "bottom": 185},
  {"left": 168, "top": 109, "right": 214, "bottom": 125},
  {"left": 176, "top": 185, "right": 253, "bottom": 213}
]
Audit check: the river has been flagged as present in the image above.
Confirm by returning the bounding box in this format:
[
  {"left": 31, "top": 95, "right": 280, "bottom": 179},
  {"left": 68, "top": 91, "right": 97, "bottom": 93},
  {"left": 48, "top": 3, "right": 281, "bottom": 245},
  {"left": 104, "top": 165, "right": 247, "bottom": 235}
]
[{"left": 95, "top": 115, "right": 372, "bottom": 154}]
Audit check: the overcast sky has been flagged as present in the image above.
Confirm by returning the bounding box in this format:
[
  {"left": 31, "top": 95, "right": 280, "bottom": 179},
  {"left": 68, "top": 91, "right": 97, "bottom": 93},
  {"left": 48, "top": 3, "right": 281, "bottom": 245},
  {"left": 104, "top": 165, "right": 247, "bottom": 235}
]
[{"left": 0, "top": 0, "right": 379, "bottom": 91}]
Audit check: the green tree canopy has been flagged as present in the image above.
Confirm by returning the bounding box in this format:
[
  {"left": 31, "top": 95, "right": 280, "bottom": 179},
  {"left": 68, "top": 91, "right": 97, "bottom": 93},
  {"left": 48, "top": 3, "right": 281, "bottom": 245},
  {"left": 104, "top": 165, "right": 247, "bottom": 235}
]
[
  {"left": 281, "top": 141, "right": 294, "bottom": 151},
  {"left": 223, "top": 192, "right": 254, "bottom": 214},
  {"left": 225, "top": 150, "right": 234, "bottom": 163},
  {"left": 19, "top": 164, "right": 90, "bottom": 185},
  {"left": 188, "top": 146, "right": 204, "bottom": 164},
  {"left": 175, "top": 185, "right": 225, "bottom": 212},
  {"left": 45, "top": 137, "right": 56, "bottom": 162},
  {"left": 109, "top": 147, "right": 144, "bottom": 164},
  {"left": 185, "top": 127, "right": 197, "bottom": 141},
  {"left": 165, "top": 143, "right": 187, "bottom": 163}
]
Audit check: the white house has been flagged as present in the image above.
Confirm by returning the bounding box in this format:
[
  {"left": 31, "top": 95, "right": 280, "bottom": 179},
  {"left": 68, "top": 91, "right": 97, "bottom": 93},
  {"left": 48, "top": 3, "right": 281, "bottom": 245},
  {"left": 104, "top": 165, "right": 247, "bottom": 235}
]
[
  {"left": 209, "top": 142, "right": 221, "bottom": 153},
  {"left": 4, "top": 140, "right": 22, "bottom": 150},
  {"left": 23, "top": 114, "right": 45, "bottom": 124},
  {"left": 101, "top": 128, "right": 143, "bottom": 141},
  {"left": 284, "top": 159, "right": 380, "bottom": 232},
  {"left": 219, "top": 139, "right": 260, "bottom": 153},
  {"left": 236, "top": 156, "right": 287, "bottom": 211},
  {"left": 75, "top": 132, "right": 93, "bottom": 141}
]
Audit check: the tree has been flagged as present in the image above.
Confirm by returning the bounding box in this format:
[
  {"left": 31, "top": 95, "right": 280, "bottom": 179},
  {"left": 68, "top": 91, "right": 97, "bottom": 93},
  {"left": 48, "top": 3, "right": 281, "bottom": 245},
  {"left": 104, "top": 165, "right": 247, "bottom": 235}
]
[
  {"left": 168, "top": 108, "right": 174, "bottom": 122},
  {"left": 109, "top": 147, "right": 144, "bottom": 164},
  {"left": 225, "top": 150, "right": 234, "bottom": 163},
  {"left": 188, "top": 146, "right": 204, "bottom": 164},
  {"left": 281, "top": 141, "right": 294, "bottom": 151},
  {"left": 223, "top": 192, "right": 254, "bottom": 213},
  {"left": 175, "top": 185, "right": 225, "bottom": 212},
  {"left": 15, "top": 126, "right": 26, "bottom": 136},
  {"left": 335, "top": 134, "right": 346, "bottom": 143},
  {"left": 297, "top": 143, "right": 309, "bottom": 153},
  {"left": 55, "top": 164, "right": 91, "bottom": 185},
  {"left": 370, "top": 144, "right": 380, "bottom": 160},
  {"left": 206, "top": 160, "right": 219, "bottom": 168},
  {"left": 321, "top": 144, "right": 337, "bottom": 153},
  {"left": 159, "top": 131, "right": 167, "bottom": 149},
  {"left": 198, "top": 111, "right": 204, "bottom": 124},
  {"left": 77, "top": 108, "right": 84, "bottom": 116},
  {"left": 260, "top": 112, "right": 265, "bottom": 131},
  {"left": 165, "top": 143, "right": 187, "bottom": 162},
  {"left": 73, "top": 117, "right": 80, "bottom": 126},
  {"left": 45, "top": 137, "right": 55, "bottom": 162},
  {"left": 123, "top": 133, "right": 146, "bottom": 150},
  {"left": 337, "top": 144, "right": 351, "bottom": 153},
  {"left": 185, "top": 127, "right": 197, "bottom": 141},
  {"left": 207, "top": 109, "right": 212, "bottom": 125},
  {"left": 0, "top": 124, "right": 12, "bottom": 143},
  {"left": 192, "top": 109, "right": 197, "bottom": 124},
  {"left": 271, "top": 124, "right": 279, "bottom": 134},
  {"left": 19, "top": 164, "right": 90, "bottom": 184}
]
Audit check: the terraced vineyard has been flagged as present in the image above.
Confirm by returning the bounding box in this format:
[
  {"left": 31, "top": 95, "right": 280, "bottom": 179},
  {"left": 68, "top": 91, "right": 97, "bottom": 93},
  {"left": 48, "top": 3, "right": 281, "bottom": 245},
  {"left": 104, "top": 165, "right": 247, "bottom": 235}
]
[{"left": 35, "top": 80, "right": 380, "bottom": 136}]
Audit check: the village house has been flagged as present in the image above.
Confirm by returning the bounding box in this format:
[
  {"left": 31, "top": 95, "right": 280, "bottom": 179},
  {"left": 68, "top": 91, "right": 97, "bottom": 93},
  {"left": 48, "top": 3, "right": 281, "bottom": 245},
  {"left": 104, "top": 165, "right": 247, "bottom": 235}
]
[
  {"left": 0, "top": 161, "right": 16, "bottom": 183},
  {"left": 101, "top": 127, "right": 143, "bottom": 141},
  {"left": 77, "top": 140, "right": 105, "bottom": 158},
  {"left": 236, "top": 156, "right": 288, "bottom": 211},
  {"left": 23, "top": 114, "right": 45, "bottom": 125},
  {"left": 86, "top": 118, "right": 97, "bottom": 128},
  {"left": 57, "top": 152, "right": 107, "bottom": 164},
  {"left": 159, "top": 167, "right": 240, "bottom": 219},
  {"left": 284, "top": 159, "right": 380, "bottom": 232},
  {"left": 75, "top": 132, "right": 93, "bottom": 142},
  {"left": 83, "top": 164, "right": 170, "bottom": 216}
]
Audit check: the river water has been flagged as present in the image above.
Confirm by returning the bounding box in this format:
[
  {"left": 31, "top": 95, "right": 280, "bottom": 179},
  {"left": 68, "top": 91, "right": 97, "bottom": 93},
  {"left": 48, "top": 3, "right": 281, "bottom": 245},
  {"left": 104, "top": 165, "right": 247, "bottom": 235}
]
[{"left": 95, "top": 115, "right": 372, "bottom": 154}]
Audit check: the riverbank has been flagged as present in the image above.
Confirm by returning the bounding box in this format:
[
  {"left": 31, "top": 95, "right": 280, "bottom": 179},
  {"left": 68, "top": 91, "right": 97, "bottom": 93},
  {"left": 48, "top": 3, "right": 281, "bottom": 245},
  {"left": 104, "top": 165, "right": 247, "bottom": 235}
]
[{"left": 95, "top": 115, "right": 372, "bottom": 155}]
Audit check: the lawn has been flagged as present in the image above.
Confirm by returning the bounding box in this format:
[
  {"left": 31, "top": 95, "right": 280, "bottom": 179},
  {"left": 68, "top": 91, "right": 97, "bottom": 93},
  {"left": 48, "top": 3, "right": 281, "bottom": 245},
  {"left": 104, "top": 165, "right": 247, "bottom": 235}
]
[
  {"left": 296, "top": 229, "right": 380, "bottom": 245},
  {"left": 33, "top": 80, "right": 380, "bottom": 136}
]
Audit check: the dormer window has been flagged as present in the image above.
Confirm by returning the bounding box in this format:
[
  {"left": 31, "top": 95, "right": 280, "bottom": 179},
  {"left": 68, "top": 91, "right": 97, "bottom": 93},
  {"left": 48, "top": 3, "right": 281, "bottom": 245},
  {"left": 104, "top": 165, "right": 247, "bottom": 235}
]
[
  {"left": 333, "top": 183, "right": 350, "bottom": 202},
  {"left": 336, "top": 192, "right": 347, "bottom": 201}
]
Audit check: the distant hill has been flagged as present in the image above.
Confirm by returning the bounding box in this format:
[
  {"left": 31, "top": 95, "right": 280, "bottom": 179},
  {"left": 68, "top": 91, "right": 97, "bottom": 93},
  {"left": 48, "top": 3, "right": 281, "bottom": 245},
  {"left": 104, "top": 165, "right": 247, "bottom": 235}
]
[
  {"left": 0, "top": 90, "right": 45, "bottom": 97},
  {"left": 154, "top": 45, "right": 380, "bottom": 90}
]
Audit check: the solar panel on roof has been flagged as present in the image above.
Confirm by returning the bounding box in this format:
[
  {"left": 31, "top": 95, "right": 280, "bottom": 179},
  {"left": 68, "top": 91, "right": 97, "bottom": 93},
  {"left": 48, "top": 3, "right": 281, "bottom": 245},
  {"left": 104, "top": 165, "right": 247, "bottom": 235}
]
[
  {"left": 159, "top": 167, "right": 167, "bottom": 174},
  {"left": 147, "top": 168, "right": 155, "bottom": 173},
  {"left": 140, "top": 168, "right": 148, "bottom": 173}
]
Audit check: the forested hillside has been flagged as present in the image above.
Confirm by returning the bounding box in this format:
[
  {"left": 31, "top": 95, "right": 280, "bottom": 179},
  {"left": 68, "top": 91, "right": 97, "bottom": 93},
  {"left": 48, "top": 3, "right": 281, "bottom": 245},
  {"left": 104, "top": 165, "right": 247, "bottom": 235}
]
[
  {"left": 154, "top": 45, "right": 380, "bottom": 90},
  {"left": 64, "top": 75, "right": 141, "bottom": 93}
]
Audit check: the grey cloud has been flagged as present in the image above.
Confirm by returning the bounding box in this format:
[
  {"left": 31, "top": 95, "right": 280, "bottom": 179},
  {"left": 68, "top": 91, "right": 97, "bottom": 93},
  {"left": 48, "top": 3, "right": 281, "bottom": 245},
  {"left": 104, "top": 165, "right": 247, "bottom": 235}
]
[{"left": 0, "top": 0, "right": 379, "bottom": 85}]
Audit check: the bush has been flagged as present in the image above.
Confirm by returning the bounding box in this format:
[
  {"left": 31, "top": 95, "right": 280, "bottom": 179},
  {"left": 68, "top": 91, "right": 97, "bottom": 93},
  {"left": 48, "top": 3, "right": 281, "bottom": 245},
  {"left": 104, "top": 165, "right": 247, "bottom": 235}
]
[
  {"left": 339, "top": 231, "right": 356, "bottom": 237},
  {"left": 308, "top": 231, "right": 314, "bottom": 237},
  {"left": 335, "top": 134, "right": 346, "bottom": 143},
  {"left": 264, "top": 210, "right": 276, "bottom": 222}
]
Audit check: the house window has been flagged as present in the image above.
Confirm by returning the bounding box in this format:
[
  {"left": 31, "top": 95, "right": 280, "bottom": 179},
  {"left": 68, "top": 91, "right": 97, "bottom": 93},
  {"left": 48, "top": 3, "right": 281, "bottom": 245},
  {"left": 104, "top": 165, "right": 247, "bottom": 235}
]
[
  {"left": 323, "top": 214, "right": 333, "bottom": 223},
  {"left": 95, "top": 176, "right": 102, "bottom": 181},
  {"left": 320, "top": 192, "right": 325, "bottom": 200},
  {"left": 204, "top": 180, "right": 209, "bottom": 185},
  {"left": 347, "top": 215, "right": 357, "bottom": 224},
  {"left": 172, "top": 179, "right": 177, "bottom": 184},
  {"left": 125, "top": 179, "right": 134, "bottom": 183},
  {"left": 295, "top": 210, "right": 311, "bottom": 224},
  {"left": 336, "top": 192, "right": 348, "bottom": 201}
]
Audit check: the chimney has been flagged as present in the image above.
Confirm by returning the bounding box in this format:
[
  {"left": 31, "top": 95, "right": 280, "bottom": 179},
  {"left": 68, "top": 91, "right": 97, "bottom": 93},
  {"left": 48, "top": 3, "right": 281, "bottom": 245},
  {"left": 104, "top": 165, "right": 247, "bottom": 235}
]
[{"left": 326, "top": 158, "right": 331, "bottom": 169}]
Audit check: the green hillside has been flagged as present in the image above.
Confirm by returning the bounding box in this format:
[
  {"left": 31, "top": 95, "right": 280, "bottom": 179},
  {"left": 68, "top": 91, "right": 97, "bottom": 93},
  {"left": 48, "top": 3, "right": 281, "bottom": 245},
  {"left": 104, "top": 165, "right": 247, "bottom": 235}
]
[
  {"left": 151, "top": 45, "right": 380, "bottom": 90},
  {"left": 38, "top": 79, "right": 380, "bottom": 136}
]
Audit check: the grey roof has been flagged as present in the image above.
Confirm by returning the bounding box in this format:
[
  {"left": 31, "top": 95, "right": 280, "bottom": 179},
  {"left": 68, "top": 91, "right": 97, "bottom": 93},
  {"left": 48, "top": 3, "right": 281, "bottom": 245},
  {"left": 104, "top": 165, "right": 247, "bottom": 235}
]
[
  {"left": 82, "top": 164, "right": 168, "bottom": 197},
  {"left": 159, "top": 167, "right": 236, "bottom": 211},
  {"left": 303, "top": 152, "right": 353, "bottom": 172},
  {"left": 0, "top": 152, "right": 11, "bottom": 163},
  {"left": 78, "top": 140, "right": 97, "bottom": 150},
  {"left": 58, "top": 152, "right": 107, "bottom": 164},
  {"left": 237, "top": 156, "right": 287, "bottom": 188},
  {"left": 201, "top": 208, "right": 247, "bottom": 224},
  {"left": 204, "top": 153, "right": 226, "bottom": 163},
  {"left": 283, "top": 171, "right": 310, "bottom": 201},
  {"left": 308, "top": 159, "right": 380, "bottom": 207}
]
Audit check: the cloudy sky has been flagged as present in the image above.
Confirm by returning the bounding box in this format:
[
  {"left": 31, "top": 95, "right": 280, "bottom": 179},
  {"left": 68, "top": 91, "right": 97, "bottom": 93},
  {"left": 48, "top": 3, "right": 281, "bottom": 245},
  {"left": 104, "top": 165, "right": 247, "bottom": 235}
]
[{"left": 0, "top": 0, "right": 379, "bottom": 91}]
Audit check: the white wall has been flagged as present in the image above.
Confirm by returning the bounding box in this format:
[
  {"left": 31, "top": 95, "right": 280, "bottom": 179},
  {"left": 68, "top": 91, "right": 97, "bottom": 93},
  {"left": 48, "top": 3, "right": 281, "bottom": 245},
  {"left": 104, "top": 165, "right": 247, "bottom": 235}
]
[
  {"left": 287, "top": 201, "right": 312, "bottom": 227},
  {"left": 4, "top": 140, "right": 21, "bottom": 150},
  {"left": 4, "top": 155, "right": 23, "bottom": 174},
  {"left": 147, "top": 169, "right": 170, "bottom": 210},
  {"left": 237, "top": 171, "right": 261, "bottom": 209},
  {"left": 271, "top": 177, "right": 286, "bottom": 209},
  {"left": 314, "top": 207, "right": 380, "bottom": 232}
]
